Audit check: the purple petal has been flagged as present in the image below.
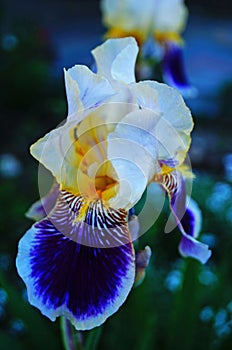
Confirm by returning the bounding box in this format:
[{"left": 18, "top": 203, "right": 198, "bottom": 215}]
[
  {"left": 180, "top": 197, "right": 202, "bottom": 239},
  {"left": 158, "top": 171, "right": 211, "bottom": 263},
  {"left": 161, "top": 170, "right": 186, "bottom": 231},
  {"left": 159, "top": 159, "right": 179, "bottom": 169},
  {"left": 16, "top": 191, "right": 135, "bottom": 330},
  {"left": 49, "top": 191, "right": 133, "bottom": 248},
  {"left": 16, "top": 226, "right": 135, "bottom": 330},
  {"left": 162, "top": 42, "right": 197, "bottom": 98},
  {"left": 179, "top": 234, "right": 212, "bottom": 264},
  {"left": 26, "top": 183, "right": 59, "bottom": 221},
  {"left": 178, "top": 197, "right": 210, "bottom": 263},
  {"left": 180, "top": 207, "right": 195, "bottom": 237}
]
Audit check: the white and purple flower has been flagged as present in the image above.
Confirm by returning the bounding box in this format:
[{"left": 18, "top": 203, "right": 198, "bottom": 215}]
[
  {"left": 16, "top": 37, "right": 210, "bottom": 331},
  {"left": 101, "top": 0, "right": 196, "bottom": 97}
]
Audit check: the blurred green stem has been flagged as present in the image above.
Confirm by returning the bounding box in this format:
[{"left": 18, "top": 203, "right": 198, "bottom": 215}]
[
  {"left": 60, "top": 317, "right": 102, "bottom": 350},
  {"left": 60, "top": 317, "right": 83, "bottom": 350},
  {"left": 84, "top": 326, "right": 102, "bottom": 350}
]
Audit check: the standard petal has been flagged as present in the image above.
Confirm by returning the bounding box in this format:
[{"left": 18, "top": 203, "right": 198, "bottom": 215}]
[
  {"left": 30, "top": 120, "right": 76, "bottom": 188},
  {"left": 16, "top": 192, "right": 135, "bottom": 330},
  {"left": 128, "top": 82, "right": 160, "bottom": 114},
  {"left": 91, "top": 37, "right": 138, "bottom": 86},
  {"left": 106, "top": 109, "right": 161, "bottom": 209},
  {"left": 64, "top": 65, "right": 115, "bottom": 118},
  {"left": 26, "top": 183, "right": 59, "bottom": 221},
  {"left": 132, "top": 81, "right": 193, "bottom": 132},
  {"left": 129, "top": 80, "right": 193, "bottom": 165},
  {"left": 101, "top": 0, "right": 153, "bottom": 41},
  {"left": 162, "top": 42, "right": 197, "bottom": 98},
  {"left": 63, "top": 68, "right": 83, "bottom": 118},
  {"left": 152, "top": 0, "right": 188, "bottom": 34}
]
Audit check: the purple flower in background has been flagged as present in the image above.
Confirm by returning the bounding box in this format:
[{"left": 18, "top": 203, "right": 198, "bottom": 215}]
[{"left": 161, "top": 41, "right": 197, "bottom": 98}]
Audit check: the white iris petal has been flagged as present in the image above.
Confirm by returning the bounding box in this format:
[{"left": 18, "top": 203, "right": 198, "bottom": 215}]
[
  {"left": 101, "top": 0, "right": 153, "bottom": 33},
  {"left": 64, "top": 65, "right": 114, "bottom": 119},
  {"left": 92, "top": 37, "right": 138, "bottom": 86},
  {"left": 107, "top": 109, "right": 160, "bottom": 209},
  {"left": 152, "top": 0, "right": 188, "bottom": 34}
]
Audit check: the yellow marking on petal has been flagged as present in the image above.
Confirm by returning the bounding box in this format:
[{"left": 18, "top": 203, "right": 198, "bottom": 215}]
[
  {"left": 70, "top": 113, "right": 110, "bottom": 168},
  {"left": 152, "top": 163, "right": 194, "bottom": 184},
  {"left": 160, "top": 164, "right": 174, "bottom": 175},
  {"left": 61, "top": 112, "right": 119, "bottom": 203},
  {"left": 95, "top": 174, "right": 116, "bottom": 192},
  {"left": 77, "top": 201, "right": 89, "bottom": 220},
  {"left": 154, "top": 31, "right": 183, "bottom": 45},
  {"left": 73, "top": 200, "right": 90, "bottom": 222},
  {"left": 95, "top": 164, "right": 119, "bottom": 201},
  {"left": 101, "top": 182, "right": 119, "bottom": 202},
  {"left": 104, "top": 28, "right": 146, "bottom": 47},
  {"left": 176, "top": 164, "right": 195, "bottom": 179}
]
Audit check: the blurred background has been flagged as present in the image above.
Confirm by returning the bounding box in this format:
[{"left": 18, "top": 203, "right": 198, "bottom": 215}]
[{"left": 0, "top": 0, "right": 232, "bottom": 349}]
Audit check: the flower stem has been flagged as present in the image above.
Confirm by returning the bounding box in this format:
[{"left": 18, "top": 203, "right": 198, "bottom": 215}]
[
  {"left": 60, "top": 318, "right": 102, "bottom": 350},
  {"left": 60, "top": 317, "right": 83, "bottom": 350},
  {"left": 84, "top": 326, "right": 102, "bottom": 350}
]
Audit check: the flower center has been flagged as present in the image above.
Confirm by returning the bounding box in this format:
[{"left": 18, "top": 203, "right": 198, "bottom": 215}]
[
  {"left": 94, "top": 174, "right": 118, "bottom": 201},
  {"left": 95, "top": 174, "right": 116, "bottom": 192},
  {"left": 66, "top": 117, "right": 119, "bottom": 203}
]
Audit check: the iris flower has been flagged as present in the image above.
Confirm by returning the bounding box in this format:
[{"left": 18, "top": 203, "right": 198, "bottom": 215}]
[
  {"left": 101, "top": 0, "right": 196, "bottom": 97},
  {"left": 16, "top": 37, "right": 210, "bottom": 330}
]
